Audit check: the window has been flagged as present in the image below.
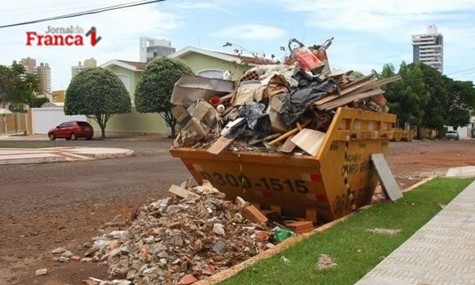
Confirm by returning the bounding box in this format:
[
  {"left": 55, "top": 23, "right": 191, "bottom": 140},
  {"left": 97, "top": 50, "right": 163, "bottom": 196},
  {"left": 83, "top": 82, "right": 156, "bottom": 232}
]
[
  {"left": 76, "top": 121, "right": 91, "bottom": 127},
  {"left": 60, "top": 122, "right": 73, "bottom": 128}
]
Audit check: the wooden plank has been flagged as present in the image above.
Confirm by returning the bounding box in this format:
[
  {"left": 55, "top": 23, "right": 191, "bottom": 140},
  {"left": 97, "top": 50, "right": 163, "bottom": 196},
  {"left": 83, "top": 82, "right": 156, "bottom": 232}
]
[
  {"left": 318, "top": 88, "right": 384, "bottom": 111},
  {"left": 168, "top": 184, "right": 200, "bottom": 199},
  {"left": 340, "top": 74, "right": 375, "bottom": 90},
  {"left": 277, "top": 135, "right": 297, "bottom": 153},
  {"left": 340, "top": 78, "right": 378, "bottom": 96},
  {"left": 314, "top": 94, "right": 338, "bottom": 106},
  {"left": 344, "top": 75, "right": 401, "bottom": 97},
  {"left": 371, "top": 153, "right": 403, "bottom": 201},
  {"left": 207, "top": 136, "right": 235, "bottom": 155},
  {"left": 248, "top": 133, "right": 280, "bottom": 146},
  {"left": 290, "top": 128, "right": 326, "bottom": 156}
]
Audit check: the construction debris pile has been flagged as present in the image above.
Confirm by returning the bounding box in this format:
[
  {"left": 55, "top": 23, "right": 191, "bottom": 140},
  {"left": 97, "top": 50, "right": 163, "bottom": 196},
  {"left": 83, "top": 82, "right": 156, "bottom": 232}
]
[
  {"left": 171, "top": 38, "right": 400, "bottom": 155},
  {"left": 79, "top": 182, "right": 276, "bottom": 285}
]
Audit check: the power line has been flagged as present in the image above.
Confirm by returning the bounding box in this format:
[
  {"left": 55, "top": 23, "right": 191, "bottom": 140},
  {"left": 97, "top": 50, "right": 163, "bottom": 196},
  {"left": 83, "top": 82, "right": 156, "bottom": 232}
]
[
  {"left": 0, "top": 0, "right": 165, "bottom": 29},
  {"left": 447, "top": 66, "right": 475, "bottom": 76},
  {"left": 453, "top": 70, "right": 475, "bottom": 80}
]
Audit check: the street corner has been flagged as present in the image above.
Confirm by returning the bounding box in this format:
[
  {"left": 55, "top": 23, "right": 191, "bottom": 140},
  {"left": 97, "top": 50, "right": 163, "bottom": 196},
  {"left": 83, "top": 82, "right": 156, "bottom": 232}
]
[
  {"left": 0, "top": 147, "right": 135, "bottom": 165},
  {"left": 0, "top": 149, "right": 67, "bottom": 165}
]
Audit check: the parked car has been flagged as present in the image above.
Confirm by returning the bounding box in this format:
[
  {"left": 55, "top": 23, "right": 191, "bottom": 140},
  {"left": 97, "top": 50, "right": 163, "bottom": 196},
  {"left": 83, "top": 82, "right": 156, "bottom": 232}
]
[
  {"left": 48, "top": 121, "right": 94, "bottom": 140},
  {"left": 445, "top": 130, "right": 459, "bottom": 140}
]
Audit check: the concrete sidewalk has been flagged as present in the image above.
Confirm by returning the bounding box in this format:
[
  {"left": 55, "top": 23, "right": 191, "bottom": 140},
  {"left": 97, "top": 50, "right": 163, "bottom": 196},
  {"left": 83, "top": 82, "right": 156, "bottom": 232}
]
[
  {"left": 0, "top": 147, "right": 134, "bottom": 165},
  {"left": 356, "top": 167, "right": 475, "bottom": 285}
]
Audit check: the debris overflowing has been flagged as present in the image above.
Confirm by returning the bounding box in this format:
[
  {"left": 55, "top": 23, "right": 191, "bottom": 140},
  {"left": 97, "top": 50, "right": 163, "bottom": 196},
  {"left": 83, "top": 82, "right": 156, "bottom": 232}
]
[{"left": 171, "top": 37, "right": 400, "bottom": 155}]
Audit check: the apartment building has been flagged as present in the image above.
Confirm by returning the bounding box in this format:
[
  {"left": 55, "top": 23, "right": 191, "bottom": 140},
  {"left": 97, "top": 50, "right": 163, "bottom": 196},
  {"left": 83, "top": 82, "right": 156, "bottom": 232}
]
[
  {"left": 412, "top": 25, "right": 444, "bottom": 73},
  {"left": 71, "top": 57, "right": 97, "bottom": 78}
]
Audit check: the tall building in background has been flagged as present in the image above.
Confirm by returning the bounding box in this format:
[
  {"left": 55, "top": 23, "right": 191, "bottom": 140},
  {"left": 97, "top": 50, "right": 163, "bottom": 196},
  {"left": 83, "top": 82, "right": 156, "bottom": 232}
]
[
  {"left": 20, "top": 57, "right": 36, "bottom": 74},
  {"left": 412, "top": 25, "right": 444, "bottom": 73},
  {"left": 36, "top": 63, "right": 51, "bottom": 94},
  {"left": 139, "top": 38, "right": 175, "bottom": 62},
  {"left": 71, "top": 58, "right": 97, "bottom": 78},
  {"left": 19, "top": 57, "right": 51, "bottom": 93}
]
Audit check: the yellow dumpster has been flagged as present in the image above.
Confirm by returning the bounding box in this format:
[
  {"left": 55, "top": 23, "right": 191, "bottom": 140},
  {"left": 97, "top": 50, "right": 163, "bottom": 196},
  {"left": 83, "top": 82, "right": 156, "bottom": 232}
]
[{"left": 170, "top": 107, "right": 396, "bottom": 224}]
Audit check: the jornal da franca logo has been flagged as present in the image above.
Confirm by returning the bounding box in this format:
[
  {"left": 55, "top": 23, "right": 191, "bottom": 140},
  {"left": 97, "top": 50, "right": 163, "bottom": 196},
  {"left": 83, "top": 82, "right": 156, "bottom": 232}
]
[{"left": 26, "top": 26, "right": 102, "bottom": 46}]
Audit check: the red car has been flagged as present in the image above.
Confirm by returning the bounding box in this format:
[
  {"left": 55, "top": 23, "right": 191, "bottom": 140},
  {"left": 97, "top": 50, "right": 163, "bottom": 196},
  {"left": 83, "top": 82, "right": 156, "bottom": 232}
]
[{"left": 48, "top": 121, "right": 94, "bottom": 140}]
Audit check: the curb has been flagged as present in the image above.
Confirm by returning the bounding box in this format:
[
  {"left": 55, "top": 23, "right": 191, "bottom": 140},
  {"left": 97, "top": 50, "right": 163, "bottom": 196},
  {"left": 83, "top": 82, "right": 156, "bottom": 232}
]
[
  {"left": 0, "top": 154, "right": 65, "bottom": 165},
  {"left": 0, "top": 148, "right": 135, "bottom": 165},
  {"left": 69, "top": 148, "right": 135, "bottom": 159}
]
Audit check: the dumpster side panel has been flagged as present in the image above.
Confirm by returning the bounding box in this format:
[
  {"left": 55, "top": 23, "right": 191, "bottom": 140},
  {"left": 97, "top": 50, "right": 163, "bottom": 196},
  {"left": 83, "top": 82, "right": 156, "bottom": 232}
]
[
  {"left": 317, "top": 108, "right": 396, "bottom": 220},
  {"left": 169, "top": 149, "right": 334, "bottom": 220}
]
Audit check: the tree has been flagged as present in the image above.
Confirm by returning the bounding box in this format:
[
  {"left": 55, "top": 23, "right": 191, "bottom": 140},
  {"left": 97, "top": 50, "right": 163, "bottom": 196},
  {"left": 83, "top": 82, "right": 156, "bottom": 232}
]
[
  {"left": 64, "top": 67, "right": 131, "bottom": 139},
  {"left": 381, "top": 62, "right": 429, "bottom": 128},
  {"left": 443, "top": 77, "right": 475, "bottom": 128},
  {"left": 0, "top": 63, "right": 39, "bottom": 109},
  {"left": 135, "top": 57, "right": 193, "bottom": 137},
  {"left": 415, "top": 63, "right": 449, "bottom": 131}
]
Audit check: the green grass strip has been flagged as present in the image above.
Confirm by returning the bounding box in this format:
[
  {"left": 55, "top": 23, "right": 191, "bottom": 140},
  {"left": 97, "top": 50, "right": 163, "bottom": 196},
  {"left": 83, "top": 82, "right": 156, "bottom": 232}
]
[{"left": 221, "top": 177, "right": 474, "bottom": 285}]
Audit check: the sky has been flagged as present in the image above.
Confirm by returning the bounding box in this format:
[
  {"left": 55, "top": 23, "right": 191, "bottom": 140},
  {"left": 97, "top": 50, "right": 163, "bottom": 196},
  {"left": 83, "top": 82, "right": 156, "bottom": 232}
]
[{"left": 1, "top": 0, "right": 475, "bottom": 91}]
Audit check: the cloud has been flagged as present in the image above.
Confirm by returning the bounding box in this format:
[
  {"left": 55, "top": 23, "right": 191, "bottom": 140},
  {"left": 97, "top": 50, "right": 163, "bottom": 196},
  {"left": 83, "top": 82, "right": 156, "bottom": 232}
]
[
  {"left": 215, "top": 24, "right": 286, "bottom": 40},
  {"left": 274, "top": 0, "right": 475, "bottom": 81},
  {"left": 170, "top": 0, "right": 233, "bottom": 14},
  {"left": 277, "top": 0, "right": 475, "bottom": 40}
]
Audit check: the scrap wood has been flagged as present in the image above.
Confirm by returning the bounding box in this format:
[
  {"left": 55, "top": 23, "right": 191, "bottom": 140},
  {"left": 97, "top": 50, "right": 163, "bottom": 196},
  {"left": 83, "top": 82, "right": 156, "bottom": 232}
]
[
  {"left": 344, "top": 75, "right": 402, "bottom": 97},
  {"left": 168, "top": 184, "right": 200, "bottom": 199},
  {"left": 268, "top": 121, "right": 310, "bottom": 146},
  {"left": 248, "top": 133, "right": 281, "bottom": 146},
  {"left": 314, "top": 94, "right": 338, "bottom": 106},
  {"left": 318, "top": 88, "right": 384, "bottom": 111},
  {"left": 290, "top": 128, "right": 326, "bottom": 156},
  {"left": 277, "top": 136, "right": 296, "bottom": 153},
  {"left": 339, "top": 78, "right": 378, "bottom": 96},
  {"left": 340, "top": 74, "right": 375, "bottom": 90},
  {"left": 207, "top": 136, "right": 235, "bottom": 155}
]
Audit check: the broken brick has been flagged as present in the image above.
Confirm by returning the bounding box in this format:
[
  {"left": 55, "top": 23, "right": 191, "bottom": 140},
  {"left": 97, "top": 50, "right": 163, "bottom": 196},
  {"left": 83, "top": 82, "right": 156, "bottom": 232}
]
[
  {"left": 242, "top": 205, "right": 268, "bottom": 224},
  {"left": 179, "top": 274, "right": 198, "bottom": 285},
  {"left": 285, "top": 220, "right": 314, "bottom": 234}
]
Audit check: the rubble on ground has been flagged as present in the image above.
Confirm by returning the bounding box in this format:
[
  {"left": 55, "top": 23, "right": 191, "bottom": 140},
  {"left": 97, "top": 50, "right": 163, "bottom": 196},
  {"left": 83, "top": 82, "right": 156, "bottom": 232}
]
[
  {"left": 316, "top": 254, "right": 337, "bottom": 270},
  {"left": 171, "top": 37, "right": 400, "bottom": 155},
  {"left": 367, "top": 228, "right": 402, "bottom": 235},
  {"left": 76, "top": 182, "right": 276, "bottom": 285}
]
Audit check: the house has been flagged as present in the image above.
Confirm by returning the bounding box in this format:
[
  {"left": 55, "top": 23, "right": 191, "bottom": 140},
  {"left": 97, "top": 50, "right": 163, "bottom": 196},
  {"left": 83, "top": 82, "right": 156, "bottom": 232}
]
[
  {"left": 99, "top": 46, "right": 274, "bottom": 137},
  {"left": 169, "top": 46, "right": 274, "bottom": 80},
  {"left": 447, "top": 116, "right": 475, "bottom": 139},
  {"left": 97, "top": 60, "right": 167, "bottom": 136}
]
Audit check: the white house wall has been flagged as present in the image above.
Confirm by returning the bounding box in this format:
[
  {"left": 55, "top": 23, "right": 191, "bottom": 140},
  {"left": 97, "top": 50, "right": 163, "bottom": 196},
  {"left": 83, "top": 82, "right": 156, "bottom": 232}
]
[{"left": 31, "top": 107, "right": 87, "bottom": 134}]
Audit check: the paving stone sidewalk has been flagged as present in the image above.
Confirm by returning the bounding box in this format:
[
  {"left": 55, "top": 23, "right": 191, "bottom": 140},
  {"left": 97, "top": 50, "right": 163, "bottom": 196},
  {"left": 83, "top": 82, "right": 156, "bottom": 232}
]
[{"left": 356, "top": 178, "right": 475, "bottom": 285}]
